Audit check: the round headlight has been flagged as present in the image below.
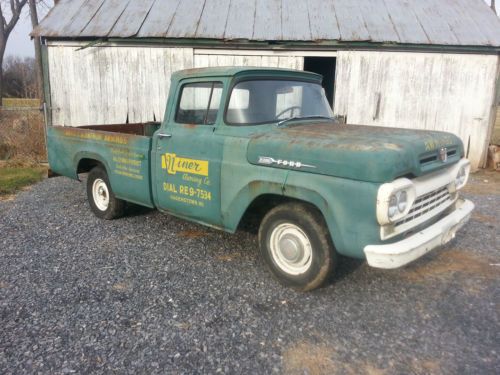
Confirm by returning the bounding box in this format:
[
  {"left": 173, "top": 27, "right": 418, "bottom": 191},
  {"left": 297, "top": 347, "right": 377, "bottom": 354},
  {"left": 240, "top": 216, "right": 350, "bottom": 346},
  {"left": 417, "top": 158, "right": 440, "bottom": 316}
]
[
  {"left": 397, "top": 190, "right": 408, "bottom": 213},
  {"left": 455, "top": 166, "right": 467, "bottom": 189},
  {"left": 388, "top": 195, "right": 398, "bottom": 218}
]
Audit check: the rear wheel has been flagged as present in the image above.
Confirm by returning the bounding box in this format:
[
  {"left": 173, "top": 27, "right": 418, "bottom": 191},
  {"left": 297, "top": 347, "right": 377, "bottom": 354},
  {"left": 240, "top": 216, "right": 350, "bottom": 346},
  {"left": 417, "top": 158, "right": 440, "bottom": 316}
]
[
  {"left": 258, "top": 202, "right": 336, "bottom": 291},
  {"left": 86, "top": 166, "right": 125, "bottom": 220}
]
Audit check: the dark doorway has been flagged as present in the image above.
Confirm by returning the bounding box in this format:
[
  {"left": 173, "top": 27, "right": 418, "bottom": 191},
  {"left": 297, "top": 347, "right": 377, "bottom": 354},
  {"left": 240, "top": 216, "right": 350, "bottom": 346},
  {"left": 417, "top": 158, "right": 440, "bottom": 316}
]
[{"left": 303, "top": 57, "right": 336, "bottom": 108}]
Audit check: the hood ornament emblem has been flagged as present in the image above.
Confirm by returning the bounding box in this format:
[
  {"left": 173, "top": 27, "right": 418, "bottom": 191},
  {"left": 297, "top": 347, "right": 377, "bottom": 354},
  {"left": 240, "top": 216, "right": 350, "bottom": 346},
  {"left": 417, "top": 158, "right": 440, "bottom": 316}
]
[
  {"left": 439, "top": 147, "right": 448, "bottom": 162},
  {"left": 258, "top": 156, "right": 316, "bottom": 169}
]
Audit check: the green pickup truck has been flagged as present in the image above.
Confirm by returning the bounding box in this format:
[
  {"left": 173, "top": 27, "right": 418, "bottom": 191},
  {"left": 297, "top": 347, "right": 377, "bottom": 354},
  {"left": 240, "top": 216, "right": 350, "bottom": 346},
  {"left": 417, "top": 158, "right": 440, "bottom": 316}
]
[{"left": 47, "top": 67, "right": 474, "bottom": 291}]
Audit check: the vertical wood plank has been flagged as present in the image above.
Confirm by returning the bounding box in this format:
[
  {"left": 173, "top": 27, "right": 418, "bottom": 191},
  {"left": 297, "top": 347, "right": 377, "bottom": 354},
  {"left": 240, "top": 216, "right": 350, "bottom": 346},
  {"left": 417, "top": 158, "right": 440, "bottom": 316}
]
[{"left": 334, "top": 50, "right": 498, "bottom": 170}]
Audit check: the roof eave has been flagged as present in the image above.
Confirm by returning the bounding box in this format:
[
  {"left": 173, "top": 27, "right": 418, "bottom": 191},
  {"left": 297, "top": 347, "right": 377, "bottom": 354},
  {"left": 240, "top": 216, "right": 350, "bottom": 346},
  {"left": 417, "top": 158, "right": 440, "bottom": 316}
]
[{"left": 40, "top": 36, "right": 500, "bottom": 55}]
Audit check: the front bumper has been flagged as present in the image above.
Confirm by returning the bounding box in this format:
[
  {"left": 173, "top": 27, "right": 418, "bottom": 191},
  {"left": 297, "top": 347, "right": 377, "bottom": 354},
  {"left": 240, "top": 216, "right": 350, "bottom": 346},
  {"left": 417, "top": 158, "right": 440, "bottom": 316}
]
[{"left": 364, "top": 198, "right": 474, "bottom": 269}]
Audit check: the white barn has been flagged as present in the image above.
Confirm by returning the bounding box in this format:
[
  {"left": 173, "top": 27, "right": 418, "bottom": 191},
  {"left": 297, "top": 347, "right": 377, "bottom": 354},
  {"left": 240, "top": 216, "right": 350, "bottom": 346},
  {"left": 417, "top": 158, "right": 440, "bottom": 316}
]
[{"left": 33, "top": 0, "right": 500, "bottom": 170}]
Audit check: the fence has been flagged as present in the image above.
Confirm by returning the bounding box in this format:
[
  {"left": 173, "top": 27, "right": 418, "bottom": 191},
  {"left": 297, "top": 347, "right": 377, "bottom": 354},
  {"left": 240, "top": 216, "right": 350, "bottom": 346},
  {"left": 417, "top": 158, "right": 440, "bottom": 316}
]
[{"left": 0, "top": 105, "right": 47, "bottom": 164}]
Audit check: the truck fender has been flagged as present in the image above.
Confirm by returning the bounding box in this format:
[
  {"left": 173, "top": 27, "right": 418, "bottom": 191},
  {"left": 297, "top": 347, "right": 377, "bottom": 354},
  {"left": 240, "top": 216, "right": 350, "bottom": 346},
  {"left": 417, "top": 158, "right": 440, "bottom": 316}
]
[
  {"left": 224, "top": 180, "right": 336, "bottom": 243},
  {"left": 73, "top": 152, "right": 113, "bottom": 182}
]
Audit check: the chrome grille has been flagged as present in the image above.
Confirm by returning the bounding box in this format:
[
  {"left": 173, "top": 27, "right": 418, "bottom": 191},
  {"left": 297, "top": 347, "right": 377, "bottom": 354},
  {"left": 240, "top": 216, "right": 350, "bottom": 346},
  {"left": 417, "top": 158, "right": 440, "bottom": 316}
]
[{"left": 395, "top": 187, "right": 452, "bottom": 227}]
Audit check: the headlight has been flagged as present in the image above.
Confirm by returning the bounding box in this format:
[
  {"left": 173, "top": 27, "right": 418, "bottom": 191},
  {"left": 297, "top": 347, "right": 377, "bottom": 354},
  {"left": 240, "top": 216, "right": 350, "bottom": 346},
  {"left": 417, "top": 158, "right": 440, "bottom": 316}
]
[
  {"left": 377, "top": 179, "right": 416, "bottom": 225},
  {"left": 388, "top": 190, "right": 409, "bottom": 219},
  {"left": 397, "top": 190, "right": 408, "bottom": 212},
  {"left": 388, "top": 195, "right": 398, "bottom": 218},
  {"left": 454, "top": 165, "right": 468, "bottom": 190}
]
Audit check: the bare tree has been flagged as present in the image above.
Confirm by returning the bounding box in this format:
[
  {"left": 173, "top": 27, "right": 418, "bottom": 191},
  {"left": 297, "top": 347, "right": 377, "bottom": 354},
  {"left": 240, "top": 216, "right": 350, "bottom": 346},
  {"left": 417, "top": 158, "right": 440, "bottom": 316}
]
[
  {"left": 491, "top": 0, "right": 497, "bottom": 14},
  {"left": 28, "top": 0, "right": 42, "bottom": 101},
  {"left": 0, "top": 0, "right": 28, "bottom": 106},
  {"left": 3, "top": 55, "right": 38, "bottom": 98}
]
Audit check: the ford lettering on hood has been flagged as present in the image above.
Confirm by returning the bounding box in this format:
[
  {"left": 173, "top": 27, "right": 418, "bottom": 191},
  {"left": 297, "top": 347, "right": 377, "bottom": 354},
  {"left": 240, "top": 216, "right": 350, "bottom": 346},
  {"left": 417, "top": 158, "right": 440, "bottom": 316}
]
[{"left": 247, "top": 122, "right": 463, "bottom": 183}]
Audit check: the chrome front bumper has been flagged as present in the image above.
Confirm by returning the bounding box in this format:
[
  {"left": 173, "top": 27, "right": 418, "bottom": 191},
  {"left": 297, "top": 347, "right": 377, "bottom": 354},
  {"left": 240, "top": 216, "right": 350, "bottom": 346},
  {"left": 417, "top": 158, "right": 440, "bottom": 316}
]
[{"left": 364, "top": 198, "right": 474, "bottom": 269}]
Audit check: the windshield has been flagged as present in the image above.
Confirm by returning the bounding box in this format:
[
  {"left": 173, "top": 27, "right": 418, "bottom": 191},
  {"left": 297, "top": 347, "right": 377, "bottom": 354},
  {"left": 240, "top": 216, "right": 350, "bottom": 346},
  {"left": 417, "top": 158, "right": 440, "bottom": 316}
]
[{"left": 225, "top": 79, "right": 333, "bottom": 125}]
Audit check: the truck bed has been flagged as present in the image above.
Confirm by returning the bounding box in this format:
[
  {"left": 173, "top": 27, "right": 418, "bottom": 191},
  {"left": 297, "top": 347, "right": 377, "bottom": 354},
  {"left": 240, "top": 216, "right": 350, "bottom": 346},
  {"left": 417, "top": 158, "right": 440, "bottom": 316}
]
[
  {"left": 47, "top": 122, "right": 161, "bottom": 208},
  {"left": 79, "top": 122, "right": 160, "bottom": 137}
]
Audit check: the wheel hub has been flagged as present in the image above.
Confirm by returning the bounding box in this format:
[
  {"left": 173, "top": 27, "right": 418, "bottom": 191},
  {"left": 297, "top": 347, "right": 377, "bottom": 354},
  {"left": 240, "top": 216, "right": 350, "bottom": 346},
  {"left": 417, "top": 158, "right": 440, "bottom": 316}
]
[
  {"left": 269, "top": 223, "right": 312, "bottom": 275},
  {"left": 92, "top": 178, "right": 110, "bottom": 211},
  {"left": 279, "top": 235, "right": 304, "bottom": 262}
]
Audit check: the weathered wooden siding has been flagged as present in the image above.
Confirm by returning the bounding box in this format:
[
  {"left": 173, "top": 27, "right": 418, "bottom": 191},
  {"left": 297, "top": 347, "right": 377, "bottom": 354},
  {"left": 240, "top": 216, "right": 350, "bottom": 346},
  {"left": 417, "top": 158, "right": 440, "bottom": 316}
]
[
  {"left": 334, "top": 51, "right": 499, "bottom": 170},
  {"left": 47, "top": 46, "right": 193, "bottom": 126},
  {"left": 194, "top": 52, "right": 303, "bottom": 70}
]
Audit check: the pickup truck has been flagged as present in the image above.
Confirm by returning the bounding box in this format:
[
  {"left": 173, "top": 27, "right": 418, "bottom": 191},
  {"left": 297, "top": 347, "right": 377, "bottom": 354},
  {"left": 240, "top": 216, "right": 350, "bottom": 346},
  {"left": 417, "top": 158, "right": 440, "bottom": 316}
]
[{"left": 47, "top": 67, "right": 474, "bottom": 291}]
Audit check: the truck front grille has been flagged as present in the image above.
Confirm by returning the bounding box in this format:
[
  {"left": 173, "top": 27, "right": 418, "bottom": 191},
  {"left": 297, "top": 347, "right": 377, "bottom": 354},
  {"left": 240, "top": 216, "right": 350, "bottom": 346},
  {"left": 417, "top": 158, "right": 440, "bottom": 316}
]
[{"left": 394, "top": 186, "right": 452, "bottom": 227}]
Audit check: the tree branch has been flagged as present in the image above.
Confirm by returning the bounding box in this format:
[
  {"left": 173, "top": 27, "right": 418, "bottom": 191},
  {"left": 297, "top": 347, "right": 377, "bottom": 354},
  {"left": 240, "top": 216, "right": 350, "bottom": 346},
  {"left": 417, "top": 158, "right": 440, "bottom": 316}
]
[
  {"left": 5, "top": 0, "right": 28, "bottom": 35},
  {"left": 0, "top": 4, "right": 5, "bottom": 34}
]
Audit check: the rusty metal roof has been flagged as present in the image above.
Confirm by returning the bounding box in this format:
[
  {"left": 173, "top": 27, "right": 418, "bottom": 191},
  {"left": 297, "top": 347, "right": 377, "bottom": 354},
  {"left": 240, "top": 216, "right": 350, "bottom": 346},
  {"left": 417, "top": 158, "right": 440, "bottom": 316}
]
[{"left": 33, "top": 0, "right": 500, "bottom": 47}]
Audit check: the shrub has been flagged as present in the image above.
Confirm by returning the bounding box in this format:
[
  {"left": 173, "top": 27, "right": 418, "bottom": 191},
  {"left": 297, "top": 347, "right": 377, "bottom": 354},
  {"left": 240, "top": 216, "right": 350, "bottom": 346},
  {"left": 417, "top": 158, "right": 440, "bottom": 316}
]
[{"left": 0, "top": 108, "right": 46, "bottom": 166}]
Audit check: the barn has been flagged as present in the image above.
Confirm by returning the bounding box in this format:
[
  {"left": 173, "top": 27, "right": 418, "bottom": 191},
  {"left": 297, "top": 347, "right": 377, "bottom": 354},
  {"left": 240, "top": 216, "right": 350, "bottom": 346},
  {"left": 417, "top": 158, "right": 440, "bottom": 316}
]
[{"left": 32, "top": 0, "right": 500, "bottom": 170}]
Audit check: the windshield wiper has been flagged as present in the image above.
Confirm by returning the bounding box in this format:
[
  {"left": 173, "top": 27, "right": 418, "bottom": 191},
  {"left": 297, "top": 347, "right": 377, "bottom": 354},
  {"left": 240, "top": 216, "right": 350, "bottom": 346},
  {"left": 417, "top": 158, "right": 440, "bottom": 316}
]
[{"left": 276, "top": 115, "right": 336, "bottom": 127}]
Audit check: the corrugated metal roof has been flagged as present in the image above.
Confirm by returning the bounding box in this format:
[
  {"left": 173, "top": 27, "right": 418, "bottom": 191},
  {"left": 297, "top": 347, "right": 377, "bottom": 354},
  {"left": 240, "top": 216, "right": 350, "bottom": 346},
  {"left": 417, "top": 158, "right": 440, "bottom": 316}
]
[{"left": 33, "top": 0, "right": 500, "bottom": 47}]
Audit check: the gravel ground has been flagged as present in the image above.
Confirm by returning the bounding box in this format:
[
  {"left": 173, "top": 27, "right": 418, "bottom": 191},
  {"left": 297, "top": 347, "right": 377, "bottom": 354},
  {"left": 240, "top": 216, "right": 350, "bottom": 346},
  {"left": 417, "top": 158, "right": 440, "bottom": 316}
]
[{"left": 0, "top": 174, "right": 499, "bottom": 375}]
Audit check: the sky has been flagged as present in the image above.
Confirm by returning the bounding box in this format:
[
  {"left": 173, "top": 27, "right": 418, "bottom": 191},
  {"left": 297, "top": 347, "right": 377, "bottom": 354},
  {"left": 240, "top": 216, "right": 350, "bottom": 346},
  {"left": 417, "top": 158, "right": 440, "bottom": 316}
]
[
  {"left": 5, "top": 0, "right": 53, "bottom": 58},
  {"left": 5, "top": 0, "right": 500, "bottom": 58}
]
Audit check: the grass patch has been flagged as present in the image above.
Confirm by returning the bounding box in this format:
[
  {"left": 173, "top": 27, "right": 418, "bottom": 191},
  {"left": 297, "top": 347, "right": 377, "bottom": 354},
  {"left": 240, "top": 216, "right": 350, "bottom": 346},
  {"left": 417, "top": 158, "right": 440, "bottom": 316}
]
[
  {"left": 2, "top": 98, "right": 40, "bottom": 108},
  {"left": 0, "top": 166, "right": 46, "bottom": 195}
]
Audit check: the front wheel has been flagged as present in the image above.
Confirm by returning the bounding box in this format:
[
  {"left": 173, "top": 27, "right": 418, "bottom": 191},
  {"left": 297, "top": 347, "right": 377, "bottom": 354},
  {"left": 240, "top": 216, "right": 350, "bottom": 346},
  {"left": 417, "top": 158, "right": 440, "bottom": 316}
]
[
  {"left": 86, "top": 166, "right": 125, "bottom": 220},
  {"left": 258, "top": 203, "right": 336, "bottom": 291}
]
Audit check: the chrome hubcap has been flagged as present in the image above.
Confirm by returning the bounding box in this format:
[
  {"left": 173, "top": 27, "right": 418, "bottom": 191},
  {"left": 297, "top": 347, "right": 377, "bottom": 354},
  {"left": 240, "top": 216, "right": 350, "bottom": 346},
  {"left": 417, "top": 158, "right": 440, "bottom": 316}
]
[
  {"left": 269, "top": 223, "right": 312, "bottom": 275},
  {"left": 92, "top": 178, "right": 109, "bottom": 211}
]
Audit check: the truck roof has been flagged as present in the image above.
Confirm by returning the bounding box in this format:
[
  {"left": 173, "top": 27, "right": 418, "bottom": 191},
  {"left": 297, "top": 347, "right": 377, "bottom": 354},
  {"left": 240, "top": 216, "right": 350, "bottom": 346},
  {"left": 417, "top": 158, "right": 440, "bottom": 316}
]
[{"left": 172, "top": 66, "right": 322, "bottom": 82}]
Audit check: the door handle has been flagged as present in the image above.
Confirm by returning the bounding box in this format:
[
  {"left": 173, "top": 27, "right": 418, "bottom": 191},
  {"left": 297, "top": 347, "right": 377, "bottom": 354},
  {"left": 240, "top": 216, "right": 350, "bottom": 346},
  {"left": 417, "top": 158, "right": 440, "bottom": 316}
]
[{"left": 157, "top": 133, "right": 172, "bottom": 139}]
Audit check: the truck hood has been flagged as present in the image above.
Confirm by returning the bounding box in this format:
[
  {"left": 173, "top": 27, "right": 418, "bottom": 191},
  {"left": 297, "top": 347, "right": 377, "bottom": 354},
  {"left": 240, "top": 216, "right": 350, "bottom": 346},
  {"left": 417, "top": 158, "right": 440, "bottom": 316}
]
[{"left": 247, "top": 123, "right": 464, "bottom": 183}]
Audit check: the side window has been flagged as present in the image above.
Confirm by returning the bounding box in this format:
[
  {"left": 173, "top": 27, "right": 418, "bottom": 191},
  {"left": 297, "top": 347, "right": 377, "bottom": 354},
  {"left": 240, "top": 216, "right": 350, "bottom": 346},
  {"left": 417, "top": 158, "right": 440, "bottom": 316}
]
[{"left": 175, "top": 82, "right": 223, "bottom": 125}]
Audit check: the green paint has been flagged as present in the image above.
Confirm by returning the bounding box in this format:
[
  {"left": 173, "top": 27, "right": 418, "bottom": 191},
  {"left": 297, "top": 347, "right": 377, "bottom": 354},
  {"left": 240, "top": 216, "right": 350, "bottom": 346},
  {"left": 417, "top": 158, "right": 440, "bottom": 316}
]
[{"left": 47, "top": 67, "right": 465, "bottom": 260}]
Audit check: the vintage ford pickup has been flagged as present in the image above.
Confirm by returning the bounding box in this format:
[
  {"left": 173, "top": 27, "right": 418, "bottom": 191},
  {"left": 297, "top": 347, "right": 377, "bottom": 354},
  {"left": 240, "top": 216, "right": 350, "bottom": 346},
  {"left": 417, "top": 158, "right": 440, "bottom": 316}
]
[{"left": 47, "top": 67, "right": 474, "bottom": 291}]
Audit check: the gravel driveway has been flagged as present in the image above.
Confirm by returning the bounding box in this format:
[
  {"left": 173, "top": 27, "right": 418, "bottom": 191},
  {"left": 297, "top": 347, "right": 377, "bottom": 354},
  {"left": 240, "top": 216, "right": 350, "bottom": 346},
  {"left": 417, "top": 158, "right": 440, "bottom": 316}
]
[{"left": 1, "top": 173, "right": 499, "bottom": 375}]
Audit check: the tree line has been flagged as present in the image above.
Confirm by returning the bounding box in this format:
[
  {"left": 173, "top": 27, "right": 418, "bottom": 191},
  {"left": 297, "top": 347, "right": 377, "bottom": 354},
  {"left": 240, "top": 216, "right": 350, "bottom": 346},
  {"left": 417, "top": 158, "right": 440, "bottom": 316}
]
[{"left": 2, "top": 55, "right": 39, "bottom": 99}]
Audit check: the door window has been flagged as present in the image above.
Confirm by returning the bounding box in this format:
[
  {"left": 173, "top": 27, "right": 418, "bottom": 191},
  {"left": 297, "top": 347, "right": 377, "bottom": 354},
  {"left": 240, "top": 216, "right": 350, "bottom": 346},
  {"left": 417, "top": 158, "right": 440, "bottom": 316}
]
[{"left": 175, "top": 82, "right": 223, "bottom": 125}]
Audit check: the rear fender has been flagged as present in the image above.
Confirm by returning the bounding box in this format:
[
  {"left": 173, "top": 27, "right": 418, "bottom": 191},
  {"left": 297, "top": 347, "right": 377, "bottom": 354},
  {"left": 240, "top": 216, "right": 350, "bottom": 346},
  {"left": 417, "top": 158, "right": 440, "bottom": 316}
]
[{"left": 73, "top": 152, "right": 112, "bottom": 182}]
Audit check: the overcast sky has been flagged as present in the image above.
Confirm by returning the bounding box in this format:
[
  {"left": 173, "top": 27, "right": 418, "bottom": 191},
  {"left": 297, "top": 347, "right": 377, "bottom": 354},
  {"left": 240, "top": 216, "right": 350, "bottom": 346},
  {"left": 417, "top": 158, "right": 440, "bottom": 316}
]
[
  {"left": 5, "top": 0, "right": 53, "bottom": 58},
  {"left": 5, "top": 0, "right": 500, "bottom": 58}
]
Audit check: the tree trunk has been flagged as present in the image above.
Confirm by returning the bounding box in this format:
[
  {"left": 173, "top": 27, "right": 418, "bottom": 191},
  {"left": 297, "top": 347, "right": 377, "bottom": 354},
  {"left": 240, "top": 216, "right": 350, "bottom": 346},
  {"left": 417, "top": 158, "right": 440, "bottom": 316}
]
[
  {"left": 0, "top": 46, "right": 4, "bottom": 107},
  {"left": 492, "top": 0, "right": 497, "bottom": 14},
  {"left": 29, "top": 0, "right": 44, "bottom": 101}
]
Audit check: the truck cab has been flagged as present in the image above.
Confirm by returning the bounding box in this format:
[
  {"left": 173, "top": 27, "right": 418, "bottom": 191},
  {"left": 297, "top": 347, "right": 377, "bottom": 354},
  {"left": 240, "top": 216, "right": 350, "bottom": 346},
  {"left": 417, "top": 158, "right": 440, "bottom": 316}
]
[{"left": 47, "top": 67, "right": 474, "bottom": 291}]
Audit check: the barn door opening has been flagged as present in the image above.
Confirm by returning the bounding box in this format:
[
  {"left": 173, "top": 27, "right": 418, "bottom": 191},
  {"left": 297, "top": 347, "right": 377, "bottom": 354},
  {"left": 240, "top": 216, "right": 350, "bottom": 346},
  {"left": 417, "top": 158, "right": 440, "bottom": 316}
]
[{"left": 303, "top": 57, "right": 336, "bottom": 108}]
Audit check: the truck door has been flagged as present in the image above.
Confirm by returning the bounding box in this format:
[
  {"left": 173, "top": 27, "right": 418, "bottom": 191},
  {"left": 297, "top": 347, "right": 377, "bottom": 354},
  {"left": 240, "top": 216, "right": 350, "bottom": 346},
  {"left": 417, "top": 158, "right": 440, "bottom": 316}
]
[{"left": 153, "top": 80, "right": 224, "bottom": 226}]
